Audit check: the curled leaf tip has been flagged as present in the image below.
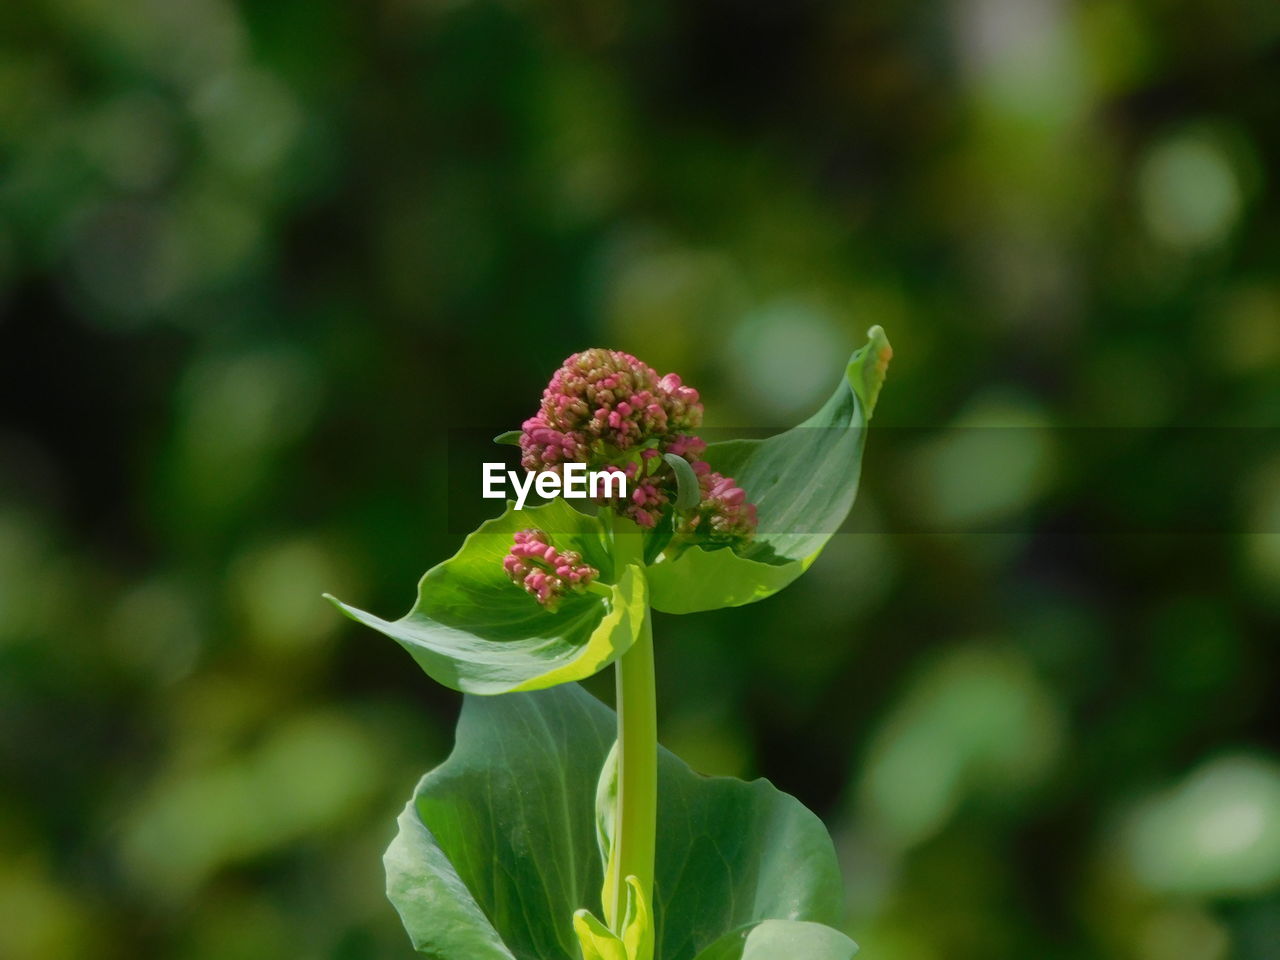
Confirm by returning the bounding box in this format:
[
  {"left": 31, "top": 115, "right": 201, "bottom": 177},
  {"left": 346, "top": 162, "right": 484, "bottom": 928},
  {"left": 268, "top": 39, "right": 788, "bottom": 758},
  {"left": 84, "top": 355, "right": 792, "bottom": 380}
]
[
  {"left": 619, "top": 875, "right": 654, "bottom": 960},
  {"left": 848, "top": 325, "right": 893, "bottom": 420},
  {"left": 322, "top": 592, "right": 356, "bottom": 615},
  {"left": 663, "top": 452, "right": 701, "bottom": 511},
  {"left": 573, "top": 909, "right": 627, "bottom": 960},
  {"left": 573, "top": 874, "right": 653, "bottom": 960}
]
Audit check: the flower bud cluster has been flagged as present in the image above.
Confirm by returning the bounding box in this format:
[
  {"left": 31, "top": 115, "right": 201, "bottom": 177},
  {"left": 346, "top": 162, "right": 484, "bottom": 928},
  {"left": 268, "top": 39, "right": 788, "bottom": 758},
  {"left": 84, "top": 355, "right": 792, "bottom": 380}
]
[
  {"left": 519, "top": 349, "right": 716, "bottom": 530},
  {"left": 513, "top": 349, "right": 758, "bottom": 586},
  {"left": 520, "top": 348, "right": 703, "bottom": 473},
  {"left": 502, "top": 529, "right": 599, "bottom": 610}
]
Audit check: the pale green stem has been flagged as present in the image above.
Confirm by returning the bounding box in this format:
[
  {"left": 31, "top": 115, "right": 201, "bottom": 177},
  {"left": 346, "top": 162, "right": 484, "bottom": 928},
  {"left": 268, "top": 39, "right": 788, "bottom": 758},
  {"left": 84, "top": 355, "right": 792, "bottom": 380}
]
[
  {"left": 605, "top": 515, "right": 658, "bottom": 933},
  {"left": 610, "top": 603, "right": 656, "bottom": 924}
]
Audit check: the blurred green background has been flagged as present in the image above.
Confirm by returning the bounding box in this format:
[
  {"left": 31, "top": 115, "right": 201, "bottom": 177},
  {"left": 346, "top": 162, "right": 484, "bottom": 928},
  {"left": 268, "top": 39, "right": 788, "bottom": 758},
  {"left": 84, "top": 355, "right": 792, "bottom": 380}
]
[{"left": 2, "top": 1, "right": 1279, "bottom": 958}]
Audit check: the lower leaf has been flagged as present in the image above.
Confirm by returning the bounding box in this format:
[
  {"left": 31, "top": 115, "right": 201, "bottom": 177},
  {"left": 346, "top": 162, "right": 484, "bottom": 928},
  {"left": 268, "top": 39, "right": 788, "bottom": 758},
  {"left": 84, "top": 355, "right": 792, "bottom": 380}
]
[
  {"left": 691, "top": 920, "right": 858, "bottom": 960},
  {"left": 385, "top": 684, "right": 850, "bottom": 960}
]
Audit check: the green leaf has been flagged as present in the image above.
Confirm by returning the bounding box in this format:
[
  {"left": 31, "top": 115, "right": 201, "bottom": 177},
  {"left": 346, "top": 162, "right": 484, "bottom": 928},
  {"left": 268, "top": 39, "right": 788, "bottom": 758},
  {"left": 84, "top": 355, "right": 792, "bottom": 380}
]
[
  {"left": 664, "top": 453, "right": 701, "bottom": 511},
  {"left": 494, "top": 429, "right": 522, "bottom": 445},
  {"left": 641, "top": 544, "right": 808, "bottom": 616},
  {"left": 386, "top": 683, "right": 851, "bottom": 960},
  {"left": 595, "top": 740, "right": 621, "bottom": 926},
  {"left": 385, "top": 793, "right": 517, "bottom": 960},
  {"left": 846, "top": 324, "right": 892, "bottom": 421},
  {"left": 574, "top": 875, "right": 654, "bottom": 960},
  {"left": 647, "top": 327, "right": 890, "bottom": 614},
  {"left": 326, "top": 499, "right": 647, "bottom": 694},
  {"left": 575, "top": 908, "right": 630, "bottom": 960},
  {"left": 691, "top": 920, "right": 857, "bottom": 960},
  {"left": 642, "top": 512, "right": 676, "bottom": 566}
]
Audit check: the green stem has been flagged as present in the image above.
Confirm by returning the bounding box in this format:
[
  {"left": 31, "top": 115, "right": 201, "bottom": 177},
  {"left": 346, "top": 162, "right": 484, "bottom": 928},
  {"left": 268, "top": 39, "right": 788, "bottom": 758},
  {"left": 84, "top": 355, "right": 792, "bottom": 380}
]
[
  {"left": 606, "top": 517, "right": 657, "bottom": 933},
  {"left": 610, "top": 604, "right": 656, "bottom": 922}
]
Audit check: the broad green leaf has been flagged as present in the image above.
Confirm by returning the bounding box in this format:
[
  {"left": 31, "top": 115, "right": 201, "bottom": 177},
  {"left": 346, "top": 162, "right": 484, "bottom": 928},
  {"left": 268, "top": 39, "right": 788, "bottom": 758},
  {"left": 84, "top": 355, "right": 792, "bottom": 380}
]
[
  {"left": 647, "top": 326, "right": 891, "bottom": 614},
  {"left": 326, "top": 499, "right": 647, "bottom": 694},
  {"left": 651, "top": 729, "right": 846, "bottom": 960},
  {"left": 691, "top": 920, "right": 857, "bottom": 960},
  {"left": 385, "top": 683, "right": 613, "bottom": 960},
  {"left": 386, "top": 684, "right": 850, "bottom": 960},
  {"left": 385, "top": 791, "right": 517, "bottom": 960}
]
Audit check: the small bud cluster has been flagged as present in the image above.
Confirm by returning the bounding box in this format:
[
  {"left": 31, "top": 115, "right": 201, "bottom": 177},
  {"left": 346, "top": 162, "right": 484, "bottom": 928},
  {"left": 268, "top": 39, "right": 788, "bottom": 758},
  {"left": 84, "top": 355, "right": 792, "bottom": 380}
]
[
  {"left": 502, "top": 529, "right": 599, "bottom": 610},
  {"left": 677, "top": 462, "right": 758, "bottom": 542}
]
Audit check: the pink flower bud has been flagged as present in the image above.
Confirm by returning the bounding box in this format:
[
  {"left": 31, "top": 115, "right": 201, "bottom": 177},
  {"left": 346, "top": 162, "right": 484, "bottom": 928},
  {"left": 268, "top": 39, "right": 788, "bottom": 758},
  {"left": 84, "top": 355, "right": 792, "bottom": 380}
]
[
  {"left": 503, "top": 529, "right": 600, "bottom": 610},
  {"left": 514, "top": 349, "right": 758, "bottom": 542}
]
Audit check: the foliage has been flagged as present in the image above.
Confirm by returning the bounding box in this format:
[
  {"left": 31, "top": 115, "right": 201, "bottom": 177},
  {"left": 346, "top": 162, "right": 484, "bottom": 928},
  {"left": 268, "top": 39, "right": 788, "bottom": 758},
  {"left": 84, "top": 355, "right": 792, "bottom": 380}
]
[
  {"left": 334, "top": 335, "right": 881, "bottom": 956},
  {"left": 328, "top": 499, "right": 647, "bottom": 695},
  {"left": 387, "top": 685, "right": 852, "bottom": 960},
  {"left": 2, "top": 1, "right": 1279, "bottom": 958}
]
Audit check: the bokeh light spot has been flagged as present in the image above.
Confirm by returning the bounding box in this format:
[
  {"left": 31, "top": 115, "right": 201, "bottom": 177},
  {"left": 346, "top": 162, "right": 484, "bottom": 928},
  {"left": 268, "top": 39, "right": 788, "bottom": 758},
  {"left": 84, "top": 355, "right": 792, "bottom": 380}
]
[
  {"left": 1123, "top": 754, "right": 1280, "bottom": 897},
  {"left": 1139, "top": 132, "right": 1242, "bottom": 251},
  {"left": 729, "top": 299, "right": 845, "bottom": 418}
]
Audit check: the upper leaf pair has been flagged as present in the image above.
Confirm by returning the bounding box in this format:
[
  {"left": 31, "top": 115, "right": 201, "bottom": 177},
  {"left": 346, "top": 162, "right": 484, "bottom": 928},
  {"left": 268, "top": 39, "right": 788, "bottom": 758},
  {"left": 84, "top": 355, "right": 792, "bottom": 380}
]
[{"left": 326, "top": 327, "right": 891, "bottom": 694}]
